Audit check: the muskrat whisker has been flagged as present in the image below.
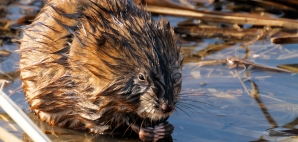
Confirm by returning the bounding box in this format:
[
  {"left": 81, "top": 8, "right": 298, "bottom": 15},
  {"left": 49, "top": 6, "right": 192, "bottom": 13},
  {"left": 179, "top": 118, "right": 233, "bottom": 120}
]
[
  {"left": 122, "top": 125, "right": 132, "bottom": 138},
  {"left": 177, "top": 101, "right": 216, "bottom": 115},
  {"left": 140, "top": 119, "right": 145, "bottom": 129},
  {"left": 178, "top": 101, "right": 209, "bottom": 110},
  {"left": 178, "top": 98, "right": 216, "bottom": 107},
  {"left": 109, "top": 119, "right": 125, "bottom": 138},
  {"left": 175, "top": 106, "right": 193, "bottom": 118},
  {"left": 179, "top": 91, "right": 207, "bottom": 95},
  {"left": 173, "top": 108, "right": 181, "bottom": 116},
  {"left": 176, "top": 103, "right": 202, "bottom": 114},
  {"left": 122, "top": 114, "right": 138, "bottom": 137},
  {"left": 177, "top": 103, "right": 204, "bottom": 115}
]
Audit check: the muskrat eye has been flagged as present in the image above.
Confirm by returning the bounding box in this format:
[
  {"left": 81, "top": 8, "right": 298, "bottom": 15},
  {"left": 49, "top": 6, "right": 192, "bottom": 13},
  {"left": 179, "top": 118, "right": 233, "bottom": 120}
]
[{"left": 138, "top": 73, "right": 145, "bottom": 81}]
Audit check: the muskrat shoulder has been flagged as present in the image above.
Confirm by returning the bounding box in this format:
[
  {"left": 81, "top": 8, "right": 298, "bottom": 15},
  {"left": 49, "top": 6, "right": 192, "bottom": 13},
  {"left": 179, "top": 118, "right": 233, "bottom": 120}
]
[{"left": 19, "top": 0, "right": 183, "bottom": 141}]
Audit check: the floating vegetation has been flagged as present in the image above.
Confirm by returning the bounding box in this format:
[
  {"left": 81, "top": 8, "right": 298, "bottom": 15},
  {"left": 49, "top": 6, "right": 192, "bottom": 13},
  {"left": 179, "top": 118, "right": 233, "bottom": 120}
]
[{"left": 1, "top": 0, "right": 298, "bottom": 141}]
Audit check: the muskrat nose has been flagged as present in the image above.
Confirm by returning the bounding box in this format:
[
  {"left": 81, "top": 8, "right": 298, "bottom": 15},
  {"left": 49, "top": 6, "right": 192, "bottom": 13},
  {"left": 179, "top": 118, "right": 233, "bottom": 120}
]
[{"left": 161, "top": 103, "right": 173, "bottom": 113}]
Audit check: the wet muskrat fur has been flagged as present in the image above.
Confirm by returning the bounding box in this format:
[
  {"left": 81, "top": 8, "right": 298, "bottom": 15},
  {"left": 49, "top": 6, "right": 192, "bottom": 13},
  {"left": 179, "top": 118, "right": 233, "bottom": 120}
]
[{"left": 19, "top": 0, "right": 183, "bottom": 141}]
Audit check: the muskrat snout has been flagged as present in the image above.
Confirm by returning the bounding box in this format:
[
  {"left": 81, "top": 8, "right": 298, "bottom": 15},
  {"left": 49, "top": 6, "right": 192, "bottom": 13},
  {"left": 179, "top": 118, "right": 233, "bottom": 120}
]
[{"left": 161, "top": 103, "right": 173, "bottom": 113}]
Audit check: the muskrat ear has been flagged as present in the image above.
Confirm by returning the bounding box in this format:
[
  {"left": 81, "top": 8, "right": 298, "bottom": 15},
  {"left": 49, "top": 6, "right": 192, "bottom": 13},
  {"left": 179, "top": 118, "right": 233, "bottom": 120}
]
[{"left": 173, "top": 73, "right": 182, "bottom": 83}]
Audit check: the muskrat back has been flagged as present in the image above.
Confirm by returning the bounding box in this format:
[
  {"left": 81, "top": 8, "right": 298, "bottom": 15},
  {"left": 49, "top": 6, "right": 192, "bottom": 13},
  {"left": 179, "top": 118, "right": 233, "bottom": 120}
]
[{"left": 19, "top": 0, "right": 183, "bottom": 141}]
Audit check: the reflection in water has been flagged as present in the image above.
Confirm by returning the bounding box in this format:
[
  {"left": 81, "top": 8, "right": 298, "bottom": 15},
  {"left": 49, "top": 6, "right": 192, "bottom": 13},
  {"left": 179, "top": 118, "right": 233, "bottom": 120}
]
[
  {"left": 250, "top": 78, "right": 298, "bottom": 138},
  {"left": 251, "top": 81, "right": 278, "bottom": 129},
  {"left": 278, "top": 64, "right": 298, "bottom": 73},
  {"left": 2, "top": 113, "right": 173, "bottom": 142},
  {"left": 0, "top": 70, "right": 20, "bottom": 83},
  {"left": 284, "top": 118, "right": 298, "bottom": 130},
  {"left": 172, "top": 50, "right": 298, "bottom": 141}
]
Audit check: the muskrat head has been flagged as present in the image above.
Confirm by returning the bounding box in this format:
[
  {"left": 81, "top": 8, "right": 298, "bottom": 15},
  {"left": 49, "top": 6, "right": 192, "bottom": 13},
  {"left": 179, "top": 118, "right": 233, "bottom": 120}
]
[
  {"left": 94, "top": 7, "right": 183, "bottom": 123},
  {"left": 102, "top": 54, "right": 183, "bottom": 125},
  {"left": 99, "top": 18, "right": 183, "bottom": 122},
  {"left": 129, "top": 64, "right": 182, "bottom": 121}
]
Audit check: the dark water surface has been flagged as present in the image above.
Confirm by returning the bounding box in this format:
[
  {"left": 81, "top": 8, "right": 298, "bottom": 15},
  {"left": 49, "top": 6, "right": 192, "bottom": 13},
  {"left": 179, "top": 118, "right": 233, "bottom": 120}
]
[
  {"left": 1, "top": 1, "right": 298, "bottom": 142},
  {"left": 1, "top": 40, "right": 298, "bottom": 142}
]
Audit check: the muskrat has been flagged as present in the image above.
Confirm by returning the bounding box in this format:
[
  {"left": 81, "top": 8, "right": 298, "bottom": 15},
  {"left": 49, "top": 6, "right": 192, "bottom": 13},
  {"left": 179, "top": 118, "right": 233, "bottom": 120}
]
[{"left": 19, "top": 0, "right": 183, "bottom": 141}]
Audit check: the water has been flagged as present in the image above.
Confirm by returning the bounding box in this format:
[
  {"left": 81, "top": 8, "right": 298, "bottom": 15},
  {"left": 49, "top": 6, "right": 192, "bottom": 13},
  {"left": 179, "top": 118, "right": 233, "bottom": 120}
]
[
  {"left": 1, "top": 41, "right": 298, "bottom": 141},
  {"left": 1, "top": 1, "right": 298, "bottom": 142}
]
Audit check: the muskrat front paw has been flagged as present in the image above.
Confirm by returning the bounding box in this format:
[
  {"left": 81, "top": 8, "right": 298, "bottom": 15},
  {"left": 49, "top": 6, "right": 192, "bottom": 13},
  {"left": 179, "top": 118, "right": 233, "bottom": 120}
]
[
  {"left": 133, "top": 122, "right": 174, "bottom": 142},
  {"left": 139, "top": 127, "right": 154, "bottom": 142},
  {"left": 153, "top": 122, "right": 174, "bottom": 141}
]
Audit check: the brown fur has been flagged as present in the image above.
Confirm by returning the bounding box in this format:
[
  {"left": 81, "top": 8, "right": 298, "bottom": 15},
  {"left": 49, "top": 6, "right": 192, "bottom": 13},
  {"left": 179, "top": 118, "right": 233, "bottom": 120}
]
[{"left": 19, "top": 0, "right": 183, "bottom": 139}]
